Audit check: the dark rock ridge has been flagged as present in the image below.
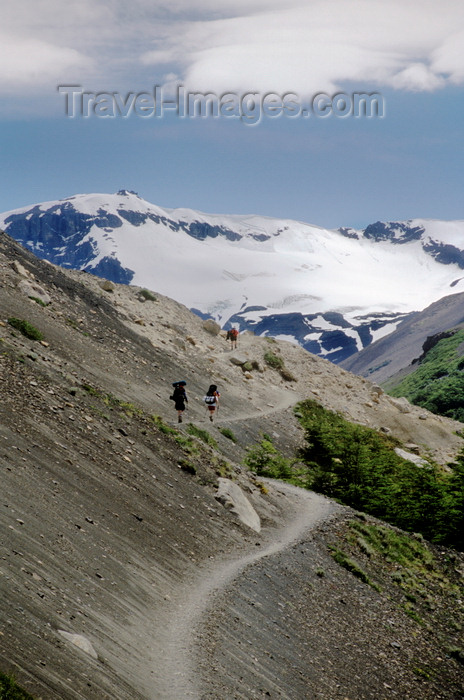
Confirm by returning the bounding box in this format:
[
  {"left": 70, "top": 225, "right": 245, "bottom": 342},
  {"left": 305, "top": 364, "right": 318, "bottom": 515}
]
[
  {"left": 423, "top": 240, "right": 464, "bottom": 268},
  {"left": 2, "top": 202, "right": 134, "bottom": 284},
  {"left": 361, "top": 220, "right": 425, "bottom": 243}
]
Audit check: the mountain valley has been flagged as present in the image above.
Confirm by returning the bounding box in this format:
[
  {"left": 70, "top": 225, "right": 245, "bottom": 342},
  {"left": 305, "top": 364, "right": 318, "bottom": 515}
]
[{"left": 0, "top": 231, "right": 463, "bottom": 699}]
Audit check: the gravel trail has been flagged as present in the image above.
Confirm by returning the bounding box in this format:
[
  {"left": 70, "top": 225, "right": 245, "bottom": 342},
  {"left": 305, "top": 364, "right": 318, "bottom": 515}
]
[{"left": 154, "top": 485, "right": 336, "bottom": 699}]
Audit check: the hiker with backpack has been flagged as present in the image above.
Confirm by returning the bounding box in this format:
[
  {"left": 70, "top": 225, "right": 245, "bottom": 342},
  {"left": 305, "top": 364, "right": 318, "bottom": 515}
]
[
  {"left": 204, "top": 384, "right": 220, "bottom": 422},
  {"left": 226, "top": 327, "right": 239, "bottom": 350},
  {"left": 170, "top": 380, "right": 188, "bottom": 423}
]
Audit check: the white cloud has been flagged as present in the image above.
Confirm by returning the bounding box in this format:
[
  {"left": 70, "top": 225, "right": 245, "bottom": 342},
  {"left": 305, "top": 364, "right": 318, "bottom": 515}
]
[
  {"left": 3, "top": 0, "right": 464, "bottom": 101},
  {"left": 431, "top": 30, "right": 464, "bottom": 84},
  {"left": 0, "top": 34, "right": 92, "bottom": 90},
  {"left": 149, "top": 1, "right": 464, "bottom": 95},
  {"left": 389, "top": 63, "right": 445, "bottom": 92}
]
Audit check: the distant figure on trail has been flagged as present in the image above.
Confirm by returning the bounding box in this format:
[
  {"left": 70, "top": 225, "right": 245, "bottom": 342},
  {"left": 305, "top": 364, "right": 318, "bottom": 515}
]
[
  {"left": 204, "top": 384, "right": 220, "bottom": 422},
  {"left": 226, "top": 327, "right": 239, "bottom": 350},
  {"left": 170, "top": 381, "right": 188, "bottom": 423}
]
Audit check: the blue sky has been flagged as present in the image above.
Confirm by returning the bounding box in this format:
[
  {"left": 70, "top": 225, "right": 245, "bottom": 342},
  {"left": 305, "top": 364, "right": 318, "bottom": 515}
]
[{"left": 1, "top": 1, "right": 464, "bottom": 230}]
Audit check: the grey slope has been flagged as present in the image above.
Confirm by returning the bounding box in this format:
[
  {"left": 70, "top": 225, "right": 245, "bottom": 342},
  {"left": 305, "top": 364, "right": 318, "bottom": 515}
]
[{"left": 340, "top": 291, "right": 464, "bottom": 384}]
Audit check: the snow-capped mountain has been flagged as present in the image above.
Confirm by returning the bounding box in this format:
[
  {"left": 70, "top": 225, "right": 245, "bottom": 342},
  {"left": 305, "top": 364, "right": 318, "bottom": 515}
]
[{"left": 2, "top": 190, "right": 464, "bottom": 363}]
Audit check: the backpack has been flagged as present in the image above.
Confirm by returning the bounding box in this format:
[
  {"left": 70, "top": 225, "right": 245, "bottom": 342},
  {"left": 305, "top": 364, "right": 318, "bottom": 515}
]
[{"left": 204, "top": 395, "right": 216, "bottom": 405}]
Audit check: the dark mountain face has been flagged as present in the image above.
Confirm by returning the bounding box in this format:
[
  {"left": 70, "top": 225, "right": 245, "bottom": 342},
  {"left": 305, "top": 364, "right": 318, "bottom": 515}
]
[
  {"left": 362, "top": 220, "right": 425, "bottom": 243},
  {"left": 422, "top": 240, "right": 464, "bottom": 268},
  {"left": 3, "top": 202, "right": 135, "bottom": 283}
]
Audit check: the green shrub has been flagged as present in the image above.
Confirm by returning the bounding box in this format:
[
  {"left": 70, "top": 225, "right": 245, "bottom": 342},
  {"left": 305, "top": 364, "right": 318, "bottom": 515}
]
[
  {"left": 81, "top": 383, "right": 100, "bottom": 397},
  {"left": 294, "top": 399, "right": 464, "bottom": 549},
  {"left": 28, "top": 296, "right": 48, "bottom": 307},
  {"left": 263, "top": 350, "right": 296, "bottom": 381},
  {"left": 280, "top": 367, "right": 297, "bottom": 382},
  {"left": 243, "top": 437, "right": 294, "bottom": 480},
  {"left": 139, "top": 288, "right": 157, "bottom": 301},
  {"left": 387, "top": 329, "right": 464, "bottom": 421},
  {"left": 264, "top": 351, "right": 284, "bottom": 370},
  {"left": 219, "top": 427, "right": 237, "bottom": 442},
  {"left": 174, "top": 434, "right": 200, "bottom": 454},
  {"left": 0, "top": 671, "right": 36, "bottom": 699},
  {"left": 178, "top": 459, "right": 197, "bottom": 475},
  {"left": 187, "top": 424, "right": 217, "bottom": 448},
  {"left": 7, "top": 317, "right": 43, "bottom": 341},
  {"left": 349, "top": 521, "right": 434, "bottom": 570},
  {"left": 330, "top": 547, "right": 380, "bottom": 591},
  {"left": 215, "top": 460, "right": 233, "bottom": 478},
  {"left": 151, "top": 415, "right": 178, "bottom": 435}
]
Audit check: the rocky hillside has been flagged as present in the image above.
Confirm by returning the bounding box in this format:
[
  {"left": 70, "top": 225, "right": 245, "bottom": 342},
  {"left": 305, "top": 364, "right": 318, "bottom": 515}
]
[{"left": 1, "top": 232, "right": 463, "bottom": 699}]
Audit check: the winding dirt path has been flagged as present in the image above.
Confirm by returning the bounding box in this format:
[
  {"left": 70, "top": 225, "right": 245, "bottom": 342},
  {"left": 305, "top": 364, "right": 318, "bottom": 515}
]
[
  {"left": 193, "top": 386, "right": 300, "bottom": 425},
  {"left": 153, "top": 483, "right": 337, "bottom": 699}
]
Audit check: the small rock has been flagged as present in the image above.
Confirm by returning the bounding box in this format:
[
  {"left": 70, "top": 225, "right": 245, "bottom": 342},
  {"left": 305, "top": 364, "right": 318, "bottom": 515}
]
[
  {"left": 404, "top": 443, "right": 420, "bottom": 454},
  {"left": 11, "top": 261, "right": 31, "bottom": 278},
  {"left": 230, "top": 354, "right": 248, "bottom": 366},
  {"left": 387, "top": 396, "right": 411, "bottom": 414},
  {"left": 18, "top": 279, "right": 51, "bottom": 305},
  {"left": 98, "top": 279, "right": 115, "bottom": 292},
  {"left": 216, "top": 478, "right": 261, "bottom": 532},
  {"left": 202, "top": 318, "right": 221, "bottom": 335},
  {"left": 394, "top": 447, "right": 429, "bottom": 467},
  {"left": 58, "top": 630, "right": 98, "bottom": 659}
]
